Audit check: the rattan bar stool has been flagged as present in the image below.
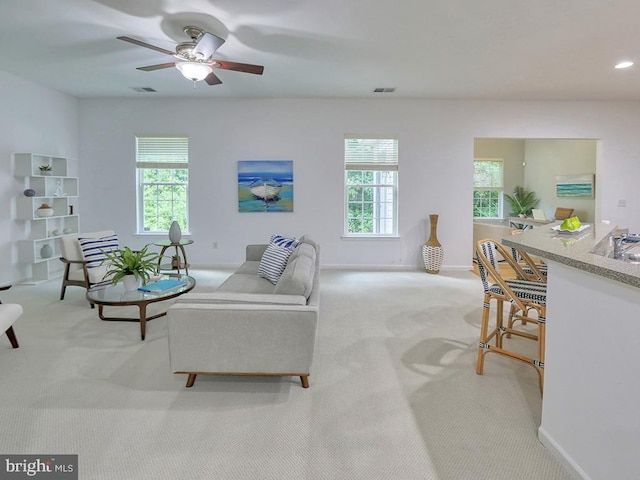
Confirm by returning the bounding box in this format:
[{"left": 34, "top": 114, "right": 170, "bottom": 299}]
[{"left": 475, "top": 239, "right": 547, "bottom": 393}]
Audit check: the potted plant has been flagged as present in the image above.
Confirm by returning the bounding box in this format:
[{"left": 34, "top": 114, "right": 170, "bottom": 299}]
[
  {"left": 504, "top": 186, "right": 540, "bottom": 217},
  {"left": 39, "top": 164, "right": 53, "bottom": 175},
  {"left": 101, "top": 245, "right": 159, "bottom": 290}
]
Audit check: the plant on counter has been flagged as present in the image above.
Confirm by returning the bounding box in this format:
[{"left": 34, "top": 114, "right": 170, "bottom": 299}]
[
  {"left": 504, "top": 185, "right": 540, "bottom": 217},
  {"left": 101, "top": 245, "right": 159, "bottom": 285}
]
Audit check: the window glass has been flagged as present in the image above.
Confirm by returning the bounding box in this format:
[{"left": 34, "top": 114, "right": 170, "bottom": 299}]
[
  {"left": 136, "top": 136, "right": 189, "bottom": 233},
  {"left": 473, "top": 159, "right": 503, "bottom": 219},
  {"left": 345, "top": 137, "right": 398, "bottom": 236}
]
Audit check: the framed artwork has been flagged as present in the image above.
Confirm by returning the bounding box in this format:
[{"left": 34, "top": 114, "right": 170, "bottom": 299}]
[
  {"left": 556, "top": 174, "right": 594, "bottom": 198},
  {"left": 238, "top": 160, "right": 294, "bottom": 212}
]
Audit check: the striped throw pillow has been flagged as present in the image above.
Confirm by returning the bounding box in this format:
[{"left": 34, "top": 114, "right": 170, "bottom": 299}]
[
  {"left": 78, "top": 234, "right": 120, "bottom": 268},
  {"left": 258, "top": 241, "right": 295, "bottom": 284},
  {"left": 270, "top": 234, "right": 300, "bottom": 249}
]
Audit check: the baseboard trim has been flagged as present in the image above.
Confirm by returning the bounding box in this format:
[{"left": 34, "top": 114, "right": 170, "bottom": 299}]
[
  {"left": 192, "top": 263, "right": 474, "bottom": 272},
  {"left": 538, "top": 426, "right": 591, "bottom": 480}
]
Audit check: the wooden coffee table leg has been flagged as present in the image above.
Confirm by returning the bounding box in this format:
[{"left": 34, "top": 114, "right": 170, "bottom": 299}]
[{"left": 138, "top": 304, "right": 147, "bottom": 340}]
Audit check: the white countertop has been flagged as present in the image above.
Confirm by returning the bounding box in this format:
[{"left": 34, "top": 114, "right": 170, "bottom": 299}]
[{"left": 501, "top": 222, "right": 640, "bottom": 289}]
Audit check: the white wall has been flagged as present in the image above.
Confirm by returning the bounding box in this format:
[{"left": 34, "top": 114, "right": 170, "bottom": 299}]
[
  {"left": 0, "top": 71, "right": 78, "bottom": 284},
  {"left": 525, "top": 139, "right": 597, "bottom": 222},
  {"left": 78, "top": 98, "right": 639, "bottom": 271}
]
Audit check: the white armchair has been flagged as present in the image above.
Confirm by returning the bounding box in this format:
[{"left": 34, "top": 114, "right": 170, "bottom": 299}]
[
  {"left": 0, "top": 285, "right": 21, "bottom": 348},
  {"left": 59, "top": 230, "right": 117, "bottom": 307}
]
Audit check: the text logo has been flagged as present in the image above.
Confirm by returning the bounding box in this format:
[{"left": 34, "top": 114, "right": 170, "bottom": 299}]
[{"left": 0, "top": 455, "right": 77, "bottom": 479}]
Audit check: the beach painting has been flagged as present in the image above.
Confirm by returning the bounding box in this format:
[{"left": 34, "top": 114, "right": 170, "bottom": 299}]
[
  {"left": 238, "top": 160, "right": 294, "bottom": 212},
  {"left": 556, "top": 174, "right": 594, "bottom": 198}
]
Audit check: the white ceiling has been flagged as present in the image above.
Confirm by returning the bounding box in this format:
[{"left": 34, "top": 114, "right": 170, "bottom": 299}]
[{"left": 1, "top": 0, "right": 639, "bottom": 100}]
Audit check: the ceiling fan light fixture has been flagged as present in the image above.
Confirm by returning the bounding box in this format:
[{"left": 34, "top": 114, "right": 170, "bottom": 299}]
[
  {"left": 615, "top": 60, "right": 634, "bottom": 69},
  {"left": 176, "top": 61, "right": 212, "bottom": 81}
]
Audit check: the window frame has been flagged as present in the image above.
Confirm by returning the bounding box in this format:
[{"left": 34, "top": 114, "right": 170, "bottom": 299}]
[
  {"left": 135, "top": 136, "right": 190, "bottom": 235},
  {"left": 473, "top": 158, "right": 504, "bottom": 219},
  {"left": 344, "top": 136, "right": 399, "bottom": 237}
]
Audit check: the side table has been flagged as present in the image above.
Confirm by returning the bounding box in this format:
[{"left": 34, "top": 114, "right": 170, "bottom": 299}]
[{"left": 154, "top": 239, "right": 194, "bottom": 276}]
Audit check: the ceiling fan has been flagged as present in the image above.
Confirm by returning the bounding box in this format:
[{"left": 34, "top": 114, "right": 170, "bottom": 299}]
[{"left": 117, "top": 26, "right": 264, "bottom": 86}]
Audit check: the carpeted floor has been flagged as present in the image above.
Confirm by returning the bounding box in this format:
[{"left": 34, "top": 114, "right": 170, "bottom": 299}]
[{"left": 0, "top": 268, "right": 572, "bottom": 479}]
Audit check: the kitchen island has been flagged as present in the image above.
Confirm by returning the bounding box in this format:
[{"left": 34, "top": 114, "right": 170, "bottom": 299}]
[{"left": 503, "top": 223, "right": 640, "bottom": 480}]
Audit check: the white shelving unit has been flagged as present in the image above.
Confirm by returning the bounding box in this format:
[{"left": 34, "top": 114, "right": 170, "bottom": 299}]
[{"left": 14, "top": 153, "right": 79, "bottom": 283}]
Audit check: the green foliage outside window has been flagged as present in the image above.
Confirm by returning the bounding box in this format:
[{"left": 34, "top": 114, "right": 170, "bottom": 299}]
[
  {"left": 347, "top": 170, "right": 394, "bottom": 234},
  {"left": 473, "top": 190, "right": 500, "bottom": 218},
  {"left": 141, "top": 168, "right": 188, "bottom": 232}
]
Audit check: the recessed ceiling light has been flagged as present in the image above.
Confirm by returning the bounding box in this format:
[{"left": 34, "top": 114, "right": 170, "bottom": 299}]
[{"left": 615, "top": 61, "right": 634, "bottom": 69}]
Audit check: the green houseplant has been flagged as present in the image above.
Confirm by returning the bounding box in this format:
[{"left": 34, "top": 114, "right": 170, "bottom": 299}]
[
  {"left": 504, "top": 186, "right": 540, "bottom": 217},
  {"left": 101, "top": 245, "right": 159, "bottom": 287},
  {"left": 39, "top": 164, "right": 53, "bottom": 174}
]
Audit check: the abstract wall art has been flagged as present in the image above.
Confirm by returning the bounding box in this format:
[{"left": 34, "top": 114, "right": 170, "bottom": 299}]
[
  {"left": 238, "top": 160, "right": 294, "bottom": 212},
  {"left": 556, "top": 174, "right": 594, "bottom": 198}
]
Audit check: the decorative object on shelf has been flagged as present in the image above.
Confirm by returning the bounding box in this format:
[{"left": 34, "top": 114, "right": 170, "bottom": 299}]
[
  {"left": 101, "top": 245, "right": 159, "bottom": 289},
  {"left": 422, "top": 214, "right": 444, "bottom": 274},
  {"left": 168, "top": 220, "right": 182, "bottom": 243},
  {"left": 40, "top": 244, "right": 53, "bottom": 259},
  {"left": 54, "top": 180, "right": 63, "bottom": 197},
  {"left": 38, "top": 165, "right": 53, "bottom": 175},
  {"left": 171, "top": 255, "right": 182, "bottom": 269},
  {"left": 63, "top": 227, "right": 72, "bottom": 234},
  {"left": 69, "top": 205, "right": 74, "bottom": 215},
  {"left": 23, "top": 188, "right": 36, "bottom": 197},
  {"left": 36, "top": 203, "right": 54, "bottom": 217}
]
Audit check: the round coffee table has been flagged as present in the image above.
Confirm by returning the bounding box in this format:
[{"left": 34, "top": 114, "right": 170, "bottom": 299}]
[{"left": 86, "top": 276, "right": 196, "bottom": 340}]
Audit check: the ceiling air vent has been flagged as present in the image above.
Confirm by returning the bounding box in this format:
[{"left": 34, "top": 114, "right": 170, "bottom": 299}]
[
  {"left": 373, "top": 87, "right": 395, "bottom": 93},
  {"left": 130, "top": 87, "right": 157, "bottom": 93}
]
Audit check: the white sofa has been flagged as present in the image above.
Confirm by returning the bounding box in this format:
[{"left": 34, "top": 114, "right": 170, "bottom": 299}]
[{"left": 167, "top": 236, "right": 320, "bottom": 389}]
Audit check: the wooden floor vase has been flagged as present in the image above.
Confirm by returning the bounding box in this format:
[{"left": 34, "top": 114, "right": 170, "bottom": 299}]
[{"left": 422, "top": 214, "right": 444, "bottom": 274}]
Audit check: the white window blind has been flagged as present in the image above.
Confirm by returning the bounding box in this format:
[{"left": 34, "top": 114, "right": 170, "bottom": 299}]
[
  {"left": 136, "top": 136, "right": 189, "bottom": 169},
  {"left": 345, "top": 136, "right": 398, "bottom": 171},
  {"left": 473, "top": 159, "right": 503, "bottom": 188}
]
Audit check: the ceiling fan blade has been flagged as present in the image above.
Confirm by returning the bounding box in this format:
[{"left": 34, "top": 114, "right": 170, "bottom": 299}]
[
  {"left": 117, "top": 36, "right": 175, "bottom": 56},
  {"left": 213, "top": 60, "right": 264, "bottom": 75},
  {"left": 193, "top": 32, "right": 225, "bottom": 60},
  {"left": 137, "top": 62, "right": 176, "bottom": 72},
  {"left": 205, "top": 72, "right": 223, "bottom": 86}
]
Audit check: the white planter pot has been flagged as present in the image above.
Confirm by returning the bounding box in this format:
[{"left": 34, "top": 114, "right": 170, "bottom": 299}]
[{"left": 122, "top": 275, "right": 140, "bottom": 291}]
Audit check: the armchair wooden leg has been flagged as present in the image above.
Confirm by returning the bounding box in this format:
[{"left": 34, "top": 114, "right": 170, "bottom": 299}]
[
  {"left": 300, "top": 375, "right": 309, "bottom": 388},
  {"left": 185, "top": 374, "right": 197, "bottom": 388},
  {"left": 5, "top": 326, "right": 18, "bottom": 349}
]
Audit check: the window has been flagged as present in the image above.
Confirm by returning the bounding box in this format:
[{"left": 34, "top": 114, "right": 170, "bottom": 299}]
[
  {"left": 345, "top": 136, "right": 398, "bottom": 236},
  {"left": 473, "top": 158, "right": 503, "bottom": 218},
  {"left": 136, "top": 136, "right": 189, "bottom": 234}
]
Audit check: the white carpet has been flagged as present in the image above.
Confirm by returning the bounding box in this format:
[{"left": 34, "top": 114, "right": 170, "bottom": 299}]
[{"left": 0, "top": 268, "right": 572, "bottom": 479}]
